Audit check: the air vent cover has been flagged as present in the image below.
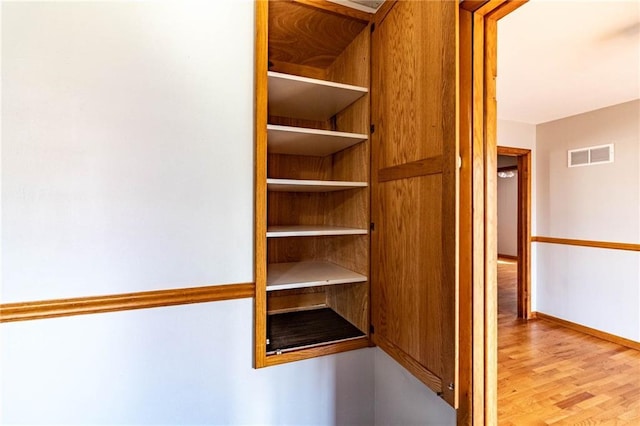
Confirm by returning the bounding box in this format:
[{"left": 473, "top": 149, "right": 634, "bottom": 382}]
[{"left": 568, "top": 144, "right": 614, "bottom": 167}]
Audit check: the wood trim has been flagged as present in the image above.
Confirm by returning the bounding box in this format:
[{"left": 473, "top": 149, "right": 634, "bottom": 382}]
[
  {"left": 293, "top": 0, "right": 372, "bottom": 23},
  {"left": 486, "top": 0, "right": 528, "bottom": 20},
  {"left": 483, "top": 14, "right": 499, "bottom": 426},
  {"left": 377, "top": 155, "right": 443, "bottom": 183},
  {"left": 464, "top": 1, "right": 529, "bottom": 424},
  {"left": 470, "top": 9, "right": 487, "bottom": 426},
  {"left": 497, "top": 146, "right": 530, "bottom": 156},
  {"left": 474, "top": 0, "right": 508, "bottom": 15},
  {"left": 0, "top": 283, "right": 255, "bottom": 323},
  {"left": 498, "top": 145, "right": 532, "bottom": 320},
  {"left": 264, "top": 336, "right": 370, "bottom": 366},
  {"left": 516, "top": 150, "right": 532, "bottom": 319},
  {"left": 534, "top": 312, "right": 640, "bottom": 351},
  {"left": 532, "top": 236, "right": 640, "bottom": 252},
  {"left": 440, "top": 0, "right": 459, "bottom": 404},
  {"left": 457, "top": 6, "right": 474, "bottom": 425},
  {"left": 254, "top": 0, "right": 269, "bottom": 369},
  {"left": 460, "top": 1, "right": 491, "bottom": 12},
  {"left": 373, "top": 333, "right": 443, "bottom": 394},
  {"left": 497, "top": 254, "right": 517, "bottom": 261}
]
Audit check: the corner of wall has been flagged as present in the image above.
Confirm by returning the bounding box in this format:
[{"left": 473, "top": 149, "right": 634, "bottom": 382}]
[{"left": 373, "top": 348, "right": 455, "bottom": 426}]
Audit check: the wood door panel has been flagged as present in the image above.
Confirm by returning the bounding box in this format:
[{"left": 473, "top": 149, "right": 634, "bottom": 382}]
[
  {"left": 371, "top": 0, "right": 458, "bottom": 407},
  {"left": 373, "top": 175, "right": 444, "bottom": 372},
  {"left": 373, "top": 1, "right": 450, "bottom": 169}
]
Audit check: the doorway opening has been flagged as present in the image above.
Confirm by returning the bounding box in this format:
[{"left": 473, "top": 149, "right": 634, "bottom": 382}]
[
  {"left": 497, "top": 146, "right": 531, "bottom": 319},
  {"left": 459, "top": 1, "right": 529, "bottom": 422}
]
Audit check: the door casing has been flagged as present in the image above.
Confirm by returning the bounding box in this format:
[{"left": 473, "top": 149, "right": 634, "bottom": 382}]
[
  {"left": 458, "top": 1, "right": 528, "bottom": 424},
  {"left": 497, "top": 145, "right": 532, "bottom": 320}
]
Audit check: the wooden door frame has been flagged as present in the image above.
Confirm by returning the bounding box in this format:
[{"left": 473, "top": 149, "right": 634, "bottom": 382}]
[
  {"left": 459, "top": 1, "right": 528, "bottom": 424},
  {"left": 497, "top": 146, "right": 532, "bottom": 320}
]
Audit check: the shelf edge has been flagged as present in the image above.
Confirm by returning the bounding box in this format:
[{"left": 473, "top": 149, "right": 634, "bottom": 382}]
[{"left": 267, "top": 70, "right": 369, "bottom": 93}]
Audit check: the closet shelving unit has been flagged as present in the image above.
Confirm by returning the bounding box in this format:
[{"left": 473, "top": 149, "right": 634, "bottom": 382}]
[
  {"left": 256, "top": 0, "right": 372, "bottom": 366},
  {"left": 267, "top": 178, "right": 367, "bottom": 192},
  {"left": 267, "top": 261, "right": 368, "bottom": 292},
  {"left": 267, "top": 125, "right": 367, "bottom": 157},
  {"left": 254, "top": 0, "right": 460, "bottom": 408},
  {"left": 268, "top": 71, "right": 368, "bottom": 120},
  {"left": 266, "top": 225, "right": 368, "bottom": 238}
]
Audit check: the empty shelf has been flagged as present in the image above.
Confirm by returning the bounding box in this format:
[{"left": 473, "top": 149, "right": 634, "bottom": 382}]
[
  {"left": 267, "top": 261, "right": 367, "bottom": 291},
  {"left": 267, "top": 178, "right": 367, "bottom": 192},
  {"left": 268, "top": 71, "right": 368, "bottom": 121},
  {"left": 266, "top": 308, "right": 366, "bottom": 354},
  {"left": 266, "top": 225, "right": 368, "bottom": 238},
  {"left": 267, "top": 124, "right": 367, "bottom": 157}
]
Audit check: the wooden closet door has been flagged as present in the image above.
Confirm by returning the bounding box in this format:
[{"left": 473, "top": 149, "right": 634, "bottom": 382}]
[{"left": 371, "top": 0, "right": 458, "bottom": 407}]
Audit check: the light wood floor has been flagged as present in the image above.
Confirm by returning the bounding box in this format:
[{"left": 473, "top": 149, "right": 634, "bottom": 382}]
[{"left": 498, "top": 259, "right": 640, "bottom": 425}]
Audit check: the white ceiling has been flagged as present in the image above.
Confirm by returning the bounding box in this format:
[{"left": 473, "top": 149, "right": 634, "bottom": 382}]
[{"left": 497, "top": 0, "right": 640, "bottom": 124}]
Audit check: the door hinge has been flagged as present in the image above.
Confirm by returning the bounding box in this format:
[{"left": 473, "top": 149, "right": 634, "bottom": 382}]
[
  {"left": 370, "top": 222, "right": 375, "bottom": 231},
  {"left": 458, "top": 156, "right": 462, "bottom": 169},
  {"left": 370, "top": 124, "right": 375, "bottom": 134},
  {"left": 371, "top": 23, "right": 376, "bottom": 33},
  {"left": 369, "top": 324, "right": 375, "bottom": 334}
]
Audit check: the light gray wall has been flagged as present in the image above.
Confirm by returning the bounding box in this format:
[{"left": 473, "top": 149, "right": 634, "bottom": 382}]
[
  {"left": 1, "top": 300, "right": 375, "bottom": 425},
  {"left": 1, "top": 1, "right": 452, "bottom": 424},
  {"left": 497, "top": 154, "right": 518, "bottom": 257},
  {"left": 497, "top": 120, "right": 536, "bottom": 234},
  {"left": 536, "top": 100, "right": 640, "bottom": 242},
  {"left": 1, "top": 1, "right": 255, "bottom": 302},
  {"left": 497, "top": 120, "right": 537, "bottom": 307},
  {"left": 374, "top": 349, "right": 455, "bottom": 426},
  {"left": 535, "top": 100, "right": 640, "bottom": 341}
]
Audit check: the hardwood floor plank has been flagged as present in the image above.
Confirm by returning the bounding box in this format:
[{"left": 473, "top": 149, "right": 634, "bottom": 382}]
[
  {"left": 498, "top": 260, "right": 640, "bottom": 424},
  {"left": 555, "top": 392, "right": 595, "bottom": 409}
]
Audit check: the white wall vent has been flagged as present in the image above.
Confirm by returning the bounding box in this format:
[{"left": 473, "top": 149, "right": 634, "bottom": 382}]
[{"left": 568, "top": 144, "right": 614, "bottom": 167}]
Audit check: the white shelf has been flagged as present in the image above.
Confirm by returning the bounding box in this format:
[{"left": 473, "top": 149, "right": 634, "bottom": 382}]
[
  {"left": 267, "top": 178, "right": 367, "bottom": 192},
  {"left": 267, "top": 124, "right": 367, "bottom": 157},
  {"left": 268, "top": 71, "right": 368, "bottom": 121},
  {"left": 267, "top": 261, "right": 367, "bottom": 291},
  {"left": 267, "top": 225, "right": 368, "bottom": 238}
]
